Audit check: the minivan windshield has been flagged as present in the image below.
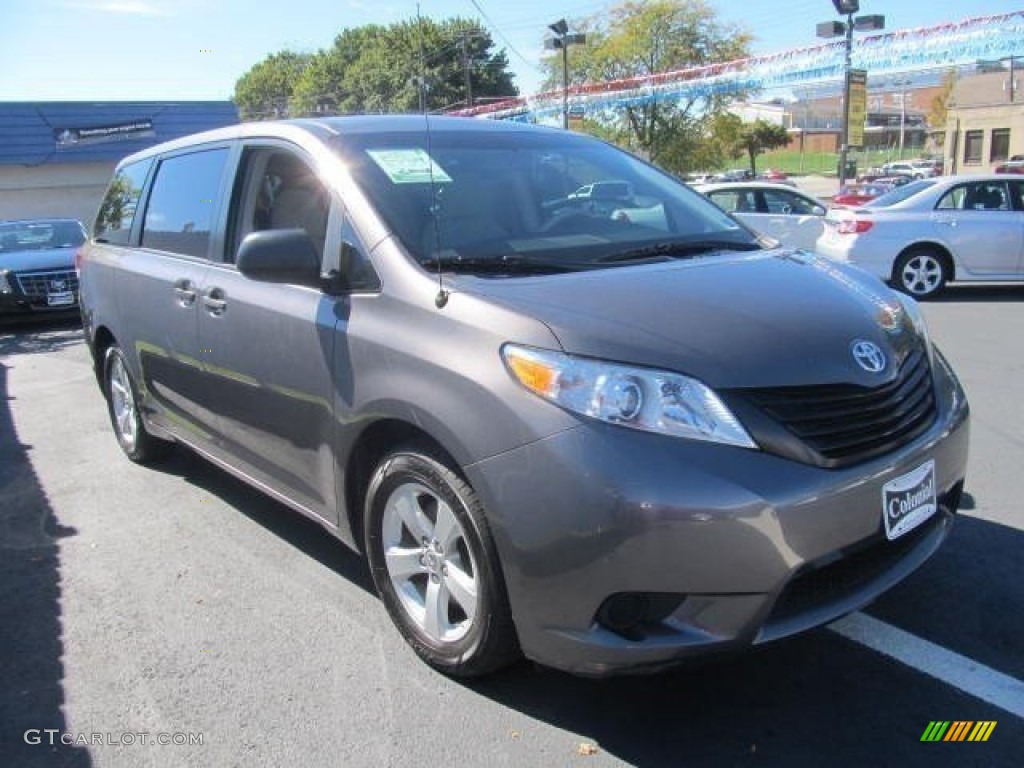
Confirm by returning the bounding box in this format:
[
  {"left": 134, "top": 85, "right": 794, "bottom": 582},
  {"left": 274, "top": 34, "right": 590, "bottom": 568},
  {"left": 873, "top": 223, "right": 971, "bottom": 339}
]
[
  {"left": 333, "top": 127, "right": 760, "bottom": 274},
  {"left": 863, "top": 179, "right": 936, "bottom": 208}
]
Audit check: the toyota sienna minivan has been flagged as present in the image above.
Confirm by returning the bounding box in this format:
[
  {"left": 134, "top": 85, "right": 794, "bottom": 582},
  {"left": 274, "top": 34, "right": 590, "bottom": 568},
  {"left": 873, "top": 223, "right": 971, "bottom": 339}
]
[{"left": 79, "top": 116, "right": 969, "bottom": 677}]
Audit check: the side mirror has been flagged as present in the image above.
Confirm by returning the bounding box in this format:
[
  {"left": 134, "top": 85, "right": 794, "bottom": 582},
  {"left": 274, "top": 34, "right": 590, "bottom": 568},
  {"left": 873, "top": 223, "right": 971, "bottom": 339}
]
[
  {"left": 237, "top": 229, "right": 321, "bottom": 288},
  {"left": 813, "top": 205, "right": 827, "bottom": 216}
]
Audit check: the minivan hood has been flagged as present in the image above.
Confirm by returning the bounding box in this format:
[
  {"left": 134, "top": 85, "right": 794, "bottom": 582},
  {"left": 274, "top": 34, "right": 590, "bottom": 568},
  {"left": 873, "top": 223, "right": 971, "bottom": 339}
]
[
  {"left": 457, "top": 250, "right": 917, "bottom": 389},
  {"left": 0, "top": 247, "right": 76, "bottom": 273}
]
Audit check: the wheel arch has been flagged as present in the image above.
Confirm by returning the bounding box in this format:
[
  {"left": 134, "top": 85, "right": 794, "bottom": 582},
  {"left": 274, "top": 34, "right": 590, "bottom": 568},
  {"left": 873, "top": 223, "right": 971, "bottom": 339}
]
[
  {"left": 91, "top": 325, "right": 118, "bottom": 391},
  {"left": 342, "top": 418, "right": 461, "bottom": 554}
]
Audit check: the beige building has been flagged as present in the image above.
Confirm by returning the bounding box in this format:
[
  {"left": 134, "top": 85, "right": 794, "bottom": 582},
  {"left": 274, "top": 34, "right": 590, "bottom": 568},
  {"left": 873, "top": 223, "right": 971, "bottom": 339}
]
[
  {"left": 0, "top": 162, "right": 115, "bottom": 225},
  {"left": 944, "top": 69, "right": 1024, "bottom": 174}
]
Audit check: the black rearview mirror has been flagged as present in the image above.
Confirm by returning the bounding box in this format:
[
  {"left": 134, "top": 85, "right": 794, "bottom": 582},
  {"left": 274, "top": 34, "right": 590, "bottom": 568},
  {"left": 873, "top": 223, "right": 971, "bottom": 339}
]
[{"left": 237, "top": 229, "right": 321, "bottom": 288}]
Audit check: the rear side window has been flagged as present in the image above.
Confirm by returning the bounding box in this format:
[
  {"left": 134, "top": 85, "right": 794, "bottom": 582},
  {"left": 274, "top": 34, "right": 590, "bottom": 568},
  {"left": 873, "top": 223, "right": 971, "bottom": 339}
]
[
  {"left": 94, "top": 158, "right": 152, "bottom": 245},
  {"left": 142, "top": 148, "right": 228, "bottom": 258}
]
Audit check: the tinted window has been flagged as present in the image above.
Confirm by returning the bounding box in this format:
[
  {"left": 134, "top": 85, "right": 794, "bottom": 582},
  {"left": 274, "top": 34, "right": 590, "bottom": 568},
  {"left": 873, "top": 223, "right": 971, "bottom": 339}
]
[
  {"left": 228, "top": 147, "right": 329, "bottom": 261},
  {"left": 991, "top": 128, "right": 1011, "bottom": 162},
  {"left": 863, "top": 179, "right": 936, "bottom": 208},
  {"left": 142, "top": 148, "right": 228, "bottom": 258},
  {"left": 94, "top": 159, "right": 152, "bottom": 246},
  {"left": 937, "top": 182, "right": 1009, "bottom": 211},
  {"left": 964, "top": 130, "right": 983, "bottom": 165}
]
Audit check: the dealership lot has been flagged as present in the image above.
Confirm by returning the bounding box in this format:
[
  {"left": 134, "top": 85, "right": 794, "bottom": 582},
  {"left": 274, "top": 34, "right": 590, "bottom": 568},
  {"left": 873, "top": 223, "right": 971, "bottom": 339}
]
[{"left": 1, "top": 287, "right": 1022, "bottom": 767}]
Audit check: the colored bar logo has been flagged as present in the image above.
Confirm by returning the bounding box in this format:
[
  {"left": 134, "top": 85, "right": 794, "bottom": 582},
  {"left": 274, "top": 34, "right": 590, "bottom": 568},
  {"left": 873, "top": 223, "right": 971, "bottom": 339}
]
[{"left": 921, "top": 721, "right": 996, "bottom": 742}]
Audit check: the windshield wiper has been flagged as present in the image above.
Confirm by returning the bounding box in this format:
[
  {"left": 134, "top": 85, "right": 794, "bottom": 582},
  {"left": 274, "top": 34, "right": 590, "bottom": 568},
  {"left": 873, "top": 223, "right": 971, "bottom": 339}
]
[
  {"left": 419, "top": 254, "right": 581, "bottom": 275},
  {"left": 599, "top": 239, "right": 762, "bottom": 263}
]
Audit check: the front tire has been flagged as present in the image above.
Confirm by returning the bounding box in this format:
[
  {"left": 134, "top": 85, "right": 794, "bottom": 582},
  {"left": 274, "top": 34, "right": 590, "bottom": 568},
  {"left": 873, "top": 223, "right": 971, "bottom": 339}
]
[
  {"left": 103, "top": 344, "right": 172, "bottom": 463},
  {"left": 893, "top": 247, "right": 949, "bottom": 299},
  {"left": 364, "top": 446, "right": 519, "bottom": 677}
]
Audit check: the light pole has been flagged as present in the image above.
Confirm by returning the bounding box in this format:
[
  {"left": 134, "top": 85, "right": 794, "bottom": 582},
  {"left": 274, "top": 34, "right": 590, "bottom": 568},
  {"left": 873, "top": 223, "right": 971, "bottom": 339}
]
[
  {"left": 816, "top": 1, "right": 884, "bottom": 188},
  {"left": 891, "top": 76, "right": 912, "bottom": 159},
  {"left": 545, "top": 19, "right": 586, "bottom": 130}
]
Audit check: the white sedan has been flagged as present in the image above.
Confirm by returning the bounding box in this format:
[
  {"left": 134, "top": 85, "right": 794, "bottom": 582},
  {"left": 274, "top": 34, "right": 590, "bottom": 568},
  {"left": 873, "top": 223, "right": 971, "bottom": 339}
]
[
  {"left": 815, "top": 175, "right": 1024, "bottom": 298},
  {"left": 694, "top": 182, "right": 827, "bottom": 251}
]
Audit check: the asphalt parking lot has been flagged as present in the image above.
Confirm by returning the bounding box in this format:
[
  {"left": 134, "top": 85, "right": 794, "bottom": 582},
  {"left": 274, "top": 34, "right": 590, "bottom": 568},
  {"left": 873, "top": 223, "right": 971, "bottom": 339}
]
[{"left": 1, "top": 286, "right": 1022, "bottom": 768}]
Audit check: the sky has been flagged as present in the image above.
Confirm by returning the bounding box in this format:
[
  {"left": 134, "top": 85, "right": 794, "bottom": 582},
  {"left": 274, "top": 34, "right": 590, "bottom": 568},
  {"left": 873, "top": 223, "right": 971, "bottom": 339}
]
[{"left": 2, "top": 0, "right": 1023, "bottom": 102}]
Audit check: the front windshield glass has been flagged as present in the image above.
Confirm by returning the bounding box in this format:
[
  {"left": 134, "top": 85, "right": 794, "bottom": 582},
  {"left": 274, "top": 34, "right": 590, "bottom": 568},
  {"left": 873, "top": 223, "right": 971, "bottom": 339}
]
[
  {"left": 863, "top": 179, "right": 936, "bottom": 208},
  {"left": 0, "top": 220, "right": 85, "bottom": 252},
  {"left": 333, "top": 126, "right": 758, "bottom": 273}
]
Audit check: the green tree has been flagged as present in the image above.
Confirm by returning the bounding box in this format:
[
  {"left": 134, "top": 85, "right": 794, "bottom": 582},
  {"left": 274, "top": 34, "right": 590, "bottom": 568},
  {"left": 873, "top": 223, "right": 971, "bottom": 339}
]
[
  {"left": 234, "top": 19, "right": 517, "bottom": 118},
  {"left": 543, "top": 0, "right": 750, "bottom": 172},
  {"left": 725, "top": 119, "right": 791, "bottom": 174},
  {"left": 233, "top": 51, "right": 312, "bottom": 120}
]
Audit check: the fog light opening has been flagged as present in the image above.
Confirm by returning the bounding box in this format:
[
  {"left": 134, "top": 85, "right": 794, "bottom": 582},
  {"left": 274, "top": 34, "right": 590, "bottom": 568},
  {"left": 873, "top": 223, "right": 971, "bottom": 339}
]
[{"left": 596, "top": 593, "right": 685, "bottom": 641}]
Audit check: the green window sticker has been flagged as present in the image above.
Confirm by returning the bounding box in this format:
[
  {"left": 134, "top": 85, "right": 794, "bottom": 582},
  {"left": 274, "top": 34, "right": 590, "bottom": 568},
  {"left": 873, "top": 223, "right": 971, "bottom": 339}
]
[{"left": 366, "top": 149, "right": 452, "bottom": 184}]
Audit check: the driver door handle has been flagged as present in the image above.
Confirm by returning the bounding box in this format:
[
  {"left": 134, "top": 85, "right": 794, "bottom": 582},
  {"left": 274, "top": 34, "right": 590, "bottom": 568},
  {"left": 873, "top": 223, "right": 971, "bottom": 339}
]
[{"left": 173, "top": 278, "right": 197, "bottom": 307}]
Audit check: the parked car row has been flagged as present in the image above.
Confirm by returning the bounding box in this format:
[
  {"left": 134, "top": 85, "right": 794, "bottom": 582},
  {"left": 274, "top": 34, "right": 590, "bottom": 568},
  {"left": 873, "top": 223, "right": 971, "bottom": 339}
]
[{"left": 697, "top": 175, "right": 1024, "bottom": 299}]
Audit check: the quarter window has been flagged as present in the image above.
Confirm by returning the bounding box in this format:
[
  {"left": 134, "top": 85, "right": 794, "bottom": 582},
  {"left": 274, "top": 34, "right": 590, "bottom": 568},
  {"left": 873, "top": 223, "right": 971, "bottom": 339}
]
[
  {"left": 94, "top": 158, "right": 152, "bottom": 245},
  {"left": 142, "top": 148, "right": 228, "bottom": 258},
  {"left": 963, "top": 130, "right": 983, "bottom": 165}
]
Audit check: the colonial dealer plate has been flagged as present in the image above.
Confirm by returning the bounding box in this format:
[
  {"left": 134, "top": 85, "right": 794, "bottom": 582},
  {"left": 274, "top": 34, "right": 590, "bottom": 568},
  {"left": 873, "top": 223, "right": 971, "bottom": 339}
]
[{"left": 882, "top": 460, "right": 937, "bottom": 540}]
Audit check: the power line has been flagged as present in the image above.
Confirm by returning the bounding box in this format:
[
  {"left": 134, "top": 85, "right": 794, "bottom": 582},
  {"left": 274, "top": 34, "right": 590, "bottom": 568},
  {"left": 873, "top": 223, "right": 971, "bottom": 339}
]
[{"left": 465, "top": 0, "right": 543, "bottom": 73}]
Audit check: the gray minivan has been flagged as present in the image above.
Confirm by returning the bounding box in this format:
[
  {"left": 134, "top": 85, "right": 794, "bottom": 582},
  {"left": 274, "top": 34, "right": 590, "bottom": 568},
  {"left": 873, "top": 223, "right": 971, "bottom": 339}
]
[{"left": 79, "top": 116, "right": 969, "bottom": 677}]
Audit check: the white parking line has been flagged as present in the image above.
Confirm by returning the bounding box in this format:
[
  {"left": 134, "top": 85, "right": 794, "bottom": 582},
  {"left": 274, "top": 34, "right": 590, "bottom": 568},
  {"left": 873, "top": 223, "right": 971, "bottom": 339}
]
[{"left": 830, "top": 612, "right": 1024, "bottom": 719}]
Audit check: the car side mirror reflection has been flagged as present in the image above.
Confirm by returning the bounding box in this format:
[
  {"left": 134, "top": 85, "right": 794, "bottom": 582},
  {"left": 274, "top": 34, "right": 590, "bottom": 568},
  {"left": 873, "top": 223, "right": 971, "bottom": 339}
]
[{"left": 237, "top": 229, "right": 322, "bottom": 289}]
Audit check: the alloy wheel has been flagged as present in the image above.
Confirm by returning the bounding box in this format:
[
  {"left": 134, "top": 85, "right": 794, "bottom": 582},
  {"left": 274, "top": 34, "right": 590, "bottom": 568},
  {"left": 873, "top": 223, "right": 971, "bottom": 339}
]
[
  {"left": 900, "top": 253, "right": 943, "bottom": 296},
  {"left": 381, "top": 481, "right": 479, "bottom": 644},
  {"left": 108, "top": 355, "right": 138, "bottom": 451}
]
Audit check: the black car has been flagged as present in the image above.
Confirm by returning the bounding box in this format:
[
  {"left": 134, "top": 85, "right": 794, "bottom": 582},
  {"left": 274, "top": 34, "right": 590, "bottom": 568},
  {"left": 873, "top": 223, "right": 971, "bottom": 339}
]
[{"left": 0, "top": 218, "right": 86, "bottom": 318}]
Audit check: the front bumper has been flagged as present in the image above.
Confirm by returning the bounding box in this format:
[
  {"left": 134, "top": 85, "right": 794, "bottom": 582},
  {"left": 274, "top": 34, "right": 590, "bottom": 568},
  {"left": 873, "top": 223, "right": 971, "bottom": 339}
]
[{"left": 466, "top": 350, "right": 969, "bottom": 676}]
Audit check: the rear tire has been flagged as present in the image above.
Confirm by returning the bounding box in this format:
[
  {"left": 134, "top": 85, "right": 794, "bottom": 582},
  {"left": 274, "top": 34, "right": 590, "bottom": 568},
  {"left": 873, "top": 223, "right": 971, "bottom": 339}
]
[
  {"left": 364, "top": 445, "right": 519, "bottom": 677},
  {"left": 103, "top": 344, "right": 172, "bottom": 463},
  {"left": 892, "top": 247, "right": 948, "bottom": 299}
]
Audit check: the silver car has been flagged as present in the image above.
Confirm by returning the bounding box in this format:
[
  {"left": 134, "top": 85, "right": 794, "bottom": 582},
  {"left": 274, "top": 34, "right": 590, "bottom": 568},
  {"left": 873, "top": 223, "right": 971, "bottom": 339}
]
[
  {"left": 79, "top": 117, "right": 969, "bottom": 677},
  {"left": 695, "top": 182, "right": 827, "bottom": 251},
  {"left": 817, "top": 175, "right": 1024, "bottom": 298}
]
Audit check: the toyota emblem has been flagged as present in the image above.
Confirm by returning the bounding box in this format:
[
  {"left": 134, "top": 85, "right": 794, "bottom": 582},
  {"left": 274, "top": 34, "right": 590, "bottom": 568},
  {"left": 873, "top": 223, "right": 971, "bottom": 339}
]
[
  {"left": 851, "top": 340, "right": 886, "bottom": 373},
  {"left": 50, "top": 279, "right": 67, "bottom": 292}
]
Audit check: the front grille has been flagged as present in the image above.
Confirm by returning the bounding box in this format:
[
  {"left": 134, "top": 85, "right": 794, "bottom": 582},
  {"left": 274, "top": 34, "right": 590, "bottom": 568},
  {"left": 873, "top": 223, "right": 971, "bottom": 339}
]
[
  {"left": 14, "top": 268, "right": 79, "bottom": 299},
  {"left": 739, "top": 344, "right": 936, "bottom": 467}
]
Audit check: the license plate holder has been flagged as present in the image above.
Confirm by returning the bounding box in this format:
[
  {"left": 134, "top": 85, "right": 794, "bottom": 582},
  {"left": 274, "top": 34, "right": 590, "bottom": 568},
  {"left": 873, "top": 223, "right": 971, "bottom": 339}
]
[
  {"left": 882, "top": 460, "right": 937, "bottom": 540},
  {"left": 47, "top": 291, "right": 75, "bottom": 307}
]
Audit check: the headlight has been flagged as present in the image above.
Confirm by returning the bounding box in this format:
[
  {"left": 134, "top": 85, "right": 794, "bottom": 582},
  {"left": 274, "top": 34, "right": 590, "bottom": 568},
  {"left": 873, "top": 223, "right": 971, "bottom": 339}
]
[
  {"left": 0, "top": 271, "right": 10, "bottom": 294},
  {"left": 502, "top": 344, "right": 757, "bottom": 449}
]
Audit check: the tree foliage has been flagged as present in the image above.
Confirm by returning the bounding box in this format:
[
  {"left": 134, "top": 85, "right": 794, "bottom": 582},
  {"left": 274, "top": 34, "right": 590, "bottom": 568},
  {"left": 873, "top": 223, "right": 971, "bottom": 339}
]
[
  {"left": 724, "top": 118, "right": 791, "bottom": 173},
  {"left": 233, "top": 18, "right": 517, "bottom": 119},
  {"left": 542, "top": 0, "right": 751, "bottom": 172},
  {"left": 234, "top": 51, "right": 313, "bottom": 120},
  {"left": 927, "top": 69, "right": 957, "bottom": 146}
]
